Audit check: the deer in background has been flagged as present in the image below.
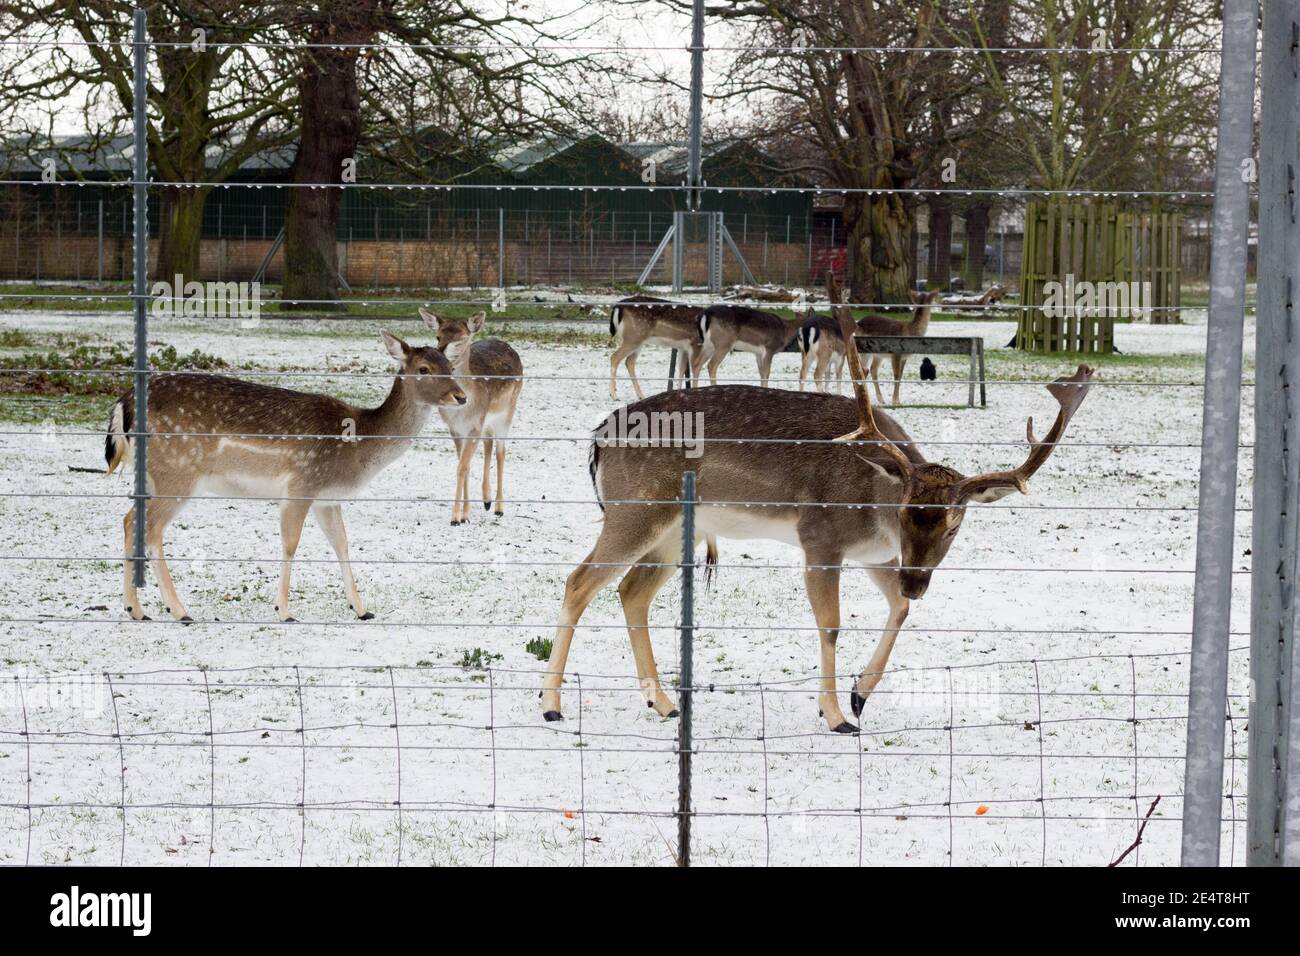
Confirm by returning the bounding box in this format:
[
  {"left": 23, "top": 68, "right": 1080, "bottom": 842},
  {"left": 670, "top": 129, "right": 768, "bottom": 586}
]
[
  {"left": 420, "top": 308, "right": 523, "bottom": 523},
  {"left": 104, "top": 332, "right": 466, "bottom": 622},
  {"left": 608, "top": 294, "right": 704, "bottom": 399},
  {"left": 855, "top": 290, "right": 940, "bottom": 405},
  {"left": 797, "top": 309, "right": 846, "bottom": 392},
  {"left": 541, "top": 274, "right": 1094, "bottom": 732},
  {"left": 697, "top": 304, "right": 799, "bottom": 388}
]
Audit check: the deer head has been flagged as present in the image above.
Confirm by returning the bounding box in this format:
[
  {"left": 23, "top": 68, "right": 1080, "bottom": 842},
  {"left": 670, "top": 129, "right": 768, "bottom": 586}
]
[
  {"left": 826, "top": 272, "right": 1095, "bottom": 599},
  {"left": 380, "top": 329, "right": 466, "bottom": 406},
  {"left": 419, "top": 307, "right": 484, "bottom": 367}
]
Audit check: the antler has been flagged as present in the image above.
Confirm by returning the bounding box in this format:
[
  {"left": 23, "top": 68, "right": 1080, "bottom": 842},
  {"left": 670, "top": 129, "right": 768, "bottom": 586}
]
[
  {"left": 958, "top": 364, "right": 1096, "bottom": 501},
  {"left": 828, "top": 271, "right": 913, "bottom": 478}
]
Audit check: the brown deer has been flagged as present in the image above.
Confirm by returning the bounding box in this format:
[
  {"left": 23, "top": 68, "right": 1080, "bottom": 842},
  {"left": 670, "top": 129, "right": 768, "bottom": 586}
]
[
  {"left": 419, "top": 308, "right": 523, "bottom": 523},
  {"left": 854, "top": 290, "right": 940, "bottom": 405},
  {"left": 541, "top": 275, "right": 1094, "bottom": 732},
  {"left": 608, "top": 294, "right": 704, "bottom": 400},
  {"left": 104, "top": 332, "right": 466, "bottom": 622},
  {"left": 797, "top": 310, "right": 846, "bottom": 392},
  {"left": 698, "top": 304, "right": 799, "bottom": 387}
]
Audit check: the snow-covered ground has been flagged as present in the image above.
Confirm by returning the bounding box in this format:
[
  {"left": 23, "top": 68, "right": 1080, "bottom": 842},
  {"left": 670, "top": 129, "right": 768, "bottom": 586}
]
[{"left": 0, "top": 308, "right": 1254, "bottom": 866}]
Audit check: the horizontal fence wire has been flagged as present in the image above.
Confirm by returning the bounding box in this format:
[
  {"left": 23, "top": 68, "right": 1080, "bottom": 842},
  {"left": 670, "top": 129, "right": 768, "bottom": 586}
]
[
  {"left": 0, "top": 20, "right": 1250, "bottom": 867},
  {"left": 0, "top": 652, "right": 1248, "bottom": 866}
]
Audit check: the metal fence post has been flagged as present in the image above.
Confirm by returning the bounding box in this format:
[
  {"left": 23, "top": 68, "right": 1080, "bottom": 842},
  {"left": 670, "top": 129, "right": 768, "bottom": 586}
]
[
  {"left": 96, "top": 198, "right": 104, "bottom": 282},
  {"left": 1248, "top": 0, "right": 1298, "bottom": 867},
  {"left": 498, "top": 207, "right": 505, "bottom": 289},
  {"left": 130, "top": 8, "right": 149, "bottom": 589},
  {"left": 1182, "top": 0, "right": 1257, "bottom": 868},
  {"left": 677, "top": 470, "right": 697, "bottom": 867}
]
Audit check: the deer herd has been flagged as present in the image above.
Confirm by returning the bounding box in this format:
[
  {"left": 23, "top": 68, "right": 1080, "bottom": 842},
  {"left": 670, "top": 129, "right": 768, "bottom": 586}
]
[{"left": 104, "top": 277, "right": 1093, "bottom": 733}]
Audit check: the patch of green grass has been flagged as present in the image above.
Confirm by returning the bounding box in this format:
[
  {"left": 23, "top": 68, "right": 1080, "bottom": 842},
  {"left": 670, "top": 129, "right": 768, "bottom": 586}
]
[
  {"left": 0, "top": 342, "right": 227, "bottom": 398},
  {"left": 457, "top": 647, "right": 504, "bottom": 670},
  {"left": 525, "top": 636, "right": 553, "bottom": 661}
]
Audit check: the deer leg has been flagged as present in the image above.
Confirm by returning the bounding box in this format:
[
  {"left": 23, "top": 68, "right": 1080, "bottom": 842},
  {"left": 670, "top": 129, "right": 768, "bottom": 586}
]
[
  {"left": 542, "top": 512, "right": 672, "bottom": 721},
  {"left": 624, "top": 351, "right": 645, "bottom": 400},
  {"left": 313, "top": 502, "right": 371, "bottom": 620},
  {"left": 617, "top": 543, "right": 680, "bottom": 718},
  {"left": 493, "top": 440, "right": 507, "bottom": 516},
  {"left": 480, "top": 437, "right": 494, "bottom": 511},
  {"left": 707, "top": 349, "right": 726, "bottom": 387},
  {"left": 891, "top": 354, "right": 905, "bottom": 405},
  {"left": 803, "top": 553, "right": 856, "bottom": 733},
  {"left": 609, "top": 344, "right": 635, "bottom": 400},
  {"left": 850, "top": 563, "right": 911, "bottom": 718},
  {"left": 123, "top": 495, "right": 189, "bottom": 621},
  {"left": 123, "top": 509, "right": 147, "bottom": 620},
  {"left": 812, "top": 348, "right": 828, "bottom": 392},
  {"left": 870, "top": 356, "right": 885, "bottom": 404},
  {"left": 757, "top": 351, "right": 774, "bottom": 389},
  {"left": 144, "top": 496, "right": 193, "bottom": 622},
  {"left": 799, "top": 347, "right": 813, "bottom": 391},
  {"left": 275, "top": 499, "right": 311, "bottom": 622},
  {"left": 452, "top": 436, "right": 479, "bottom": 524},
  {"left": 692, "top": 342, "right": 711, "bottom": 386}
]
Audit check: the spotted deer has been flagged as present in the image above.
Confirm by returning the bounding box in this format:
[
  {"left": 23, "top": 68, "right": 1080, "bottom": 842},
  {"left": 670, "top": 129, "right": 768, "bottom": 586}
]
[
  {"left": 698, "top": 304, "right": 799, "bottom": 387},
  {"left": 797, "top": 309, "right": 846, "bottom": 392},
  {"left": 855, "top": 290, "right": 939, "bottom": 404},
  {"left": 419, "top": 308, "right": 523, "bottom": 523},
  {"left": 104, "top": 332, "right": 466, "bottom": 622},
  {"left": 541, "top": 274, "right": 1094, "bottom": 732},
  {"left": 608, "top": 294, "right": 704, "bottom": 399}
]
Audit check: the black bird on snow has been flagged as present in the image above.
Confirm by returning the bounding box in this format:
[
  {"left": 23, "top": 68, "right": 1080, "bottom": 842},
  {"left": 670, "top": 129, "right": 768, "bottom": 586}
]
[{"left": 919, "top": 357, "right": 937, "bottom": 381}]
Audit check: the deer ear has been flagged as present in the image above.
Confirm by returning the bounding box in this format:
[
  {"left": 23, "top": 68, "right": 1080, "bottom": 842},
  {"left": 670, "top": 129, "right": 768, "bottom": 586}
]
[
  {"left": 467, "top": 311, "right": 486, "bottom": 334},
  {"left": 418, "top": 307, "right": 438, "bottom": 330},
  {"left": 443, "top": 337, "right": 470, "bottom": 366},
  {"left": 381, "top": 329, "right": 409, "bottom": 361},
  {"left": 960, "top": 483, "right": 1021, "bottom": 504},
  {"left": 855, "top": 454, "right": 904, "bottom": 485}
]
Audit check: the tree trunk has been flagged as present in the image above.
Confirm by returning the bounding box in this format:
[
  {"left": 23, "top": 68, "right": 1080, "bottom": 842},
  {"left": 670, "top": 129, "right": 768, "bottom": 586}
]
[
  {"left": 928, "top": 194, "right": 952, "bottom": 291},
  {"left": 844, "top": 191, "right": 912, "bottom": 305},
  {"left": 156, "top": 185, "right": 209, "bottom": 282},
  {"left": 964, "top": 202, "right": 990, "bottom": 290},
  {"left": 282, "top": 44, "right": 363, "bottom": 309}
]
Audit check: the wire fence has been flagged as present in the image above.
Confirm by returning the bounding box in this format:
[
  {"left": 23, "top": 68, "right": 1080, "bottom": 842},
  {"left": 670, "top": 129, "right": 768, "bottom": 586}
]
[
  {"left": 0, "top": 5, "right": 1274, "bottom": 867},
  {"left": 0, "top": 652, "right": 1251, "bottom": 866}
]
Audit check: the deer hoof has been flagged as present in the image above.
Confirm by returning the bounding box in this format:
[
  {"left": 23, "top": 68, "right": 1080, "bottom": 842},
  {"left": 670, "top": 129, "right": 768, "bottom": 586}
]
[
  {"left": 542, "top": 710, "right": 564, "bottom": 723},
  {"left": 484, "top": 500, "right": 491, "bottom": 511},
  {"left": 140, "top": 614, "right": 152, "bottom": 621},
  {"left": 850, "top": 690, "right": 866, "bottom": 717},
  {"left": 494, "top": 510, "right": 504, "bottom": 517},
  {"left": 358, "top": 611, "right": 375, "bottom": 621},
  {"left": 283, "top": 616, "right": 297, "bottom": 623},
  {"left": 180, "top": 616, "right": 194, "bottom": 624},
  {"left": 832, "top": 721, "right": 860, "bottom": 735},
  {"left": 666, "top": 708, "right": 680, "bottom": 719}
]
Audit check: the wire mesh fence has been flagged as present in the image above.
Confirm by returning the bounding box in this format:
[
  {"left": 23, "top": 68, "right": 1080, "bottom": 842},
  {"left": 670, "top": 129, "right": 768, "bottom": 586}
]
[{"left": 0, "top": 3, "right": 1274, "bottom": 867}]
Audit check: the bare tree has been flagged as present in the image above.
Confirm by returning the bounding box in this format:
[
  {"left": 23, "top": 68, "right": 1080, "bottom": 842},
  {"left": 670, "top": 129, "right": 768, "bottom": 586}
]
[
  {"left": 0, "top": 0, "right": 297, "bottom": 280},
  {"left": 959, "top": 0, "right": 1218, "bottom": 193},
  {"left": 268, "top": 1, "right": 610, "bottom": 307},
  {"left": 645, "top": 1, "right": 962, "bottom": 304}
]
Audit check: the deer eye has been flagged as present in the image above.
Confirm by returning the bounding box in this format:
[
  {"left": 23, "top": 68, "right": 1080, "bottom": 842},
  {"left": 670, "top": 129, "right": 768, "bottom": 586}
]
[{"left": 418, "top": 366, "right": 431, "bottom": 375}]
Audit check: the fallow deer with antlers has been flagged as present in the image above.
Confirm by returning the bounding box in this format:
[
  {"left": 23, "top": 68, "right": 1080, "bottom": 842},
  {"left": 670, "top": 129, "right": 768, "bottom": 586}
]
[
  {"left": 104, "top": 332, "right": 466, "bottom": 622},
  {"left": 542, "top": 275, "right": 1094, "bottom": 732}
]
